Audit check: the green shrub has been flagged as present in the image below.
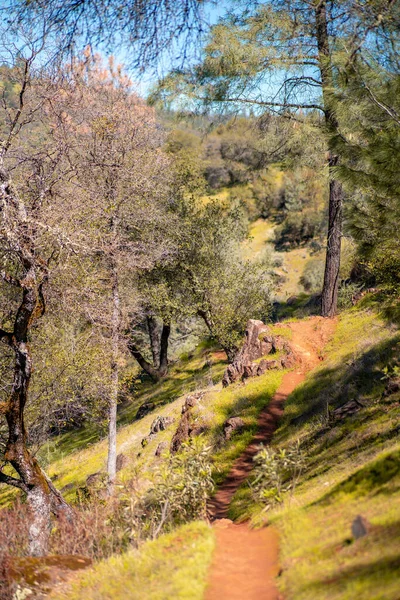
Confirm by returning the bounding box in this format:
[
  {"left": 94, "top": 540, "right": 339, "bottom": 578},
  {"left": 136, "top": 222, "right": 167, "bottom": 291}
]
[
  {"left": 250, "top": 441, "right": 306, "bottom": 510},
  {"left": 300, "top": 258, "right": 325, "bottom": 293},
  {"left": 146, "top": 439, "right": 214, "bottom": 536}
]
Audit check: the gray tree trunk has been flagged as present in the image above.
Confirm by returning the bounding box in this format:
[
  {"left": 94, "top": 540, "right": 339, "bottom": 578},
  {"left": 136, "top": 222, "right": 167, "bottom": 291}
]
[
  {"left": 27, "top": 486, "right": 52, "bottom": 556},
  {"left": 107, "top": 255, "right": 120, "bottom": 489}
]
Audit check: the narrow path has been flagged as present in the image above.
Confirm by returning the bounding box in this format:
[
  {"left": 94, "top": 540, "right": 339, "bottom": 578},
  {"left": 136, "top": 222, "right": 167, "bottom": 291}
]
[{"left": 205, "top": 317, "right": 336, "bottom": 600}]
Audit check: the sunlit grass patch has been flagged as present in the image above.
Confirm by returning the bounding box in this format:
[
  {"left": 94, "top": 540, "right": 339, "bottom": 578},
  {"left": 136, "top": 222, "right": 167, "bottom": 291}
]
[
  {"left": 276, "top": 464, "right": 400, "bottom": 600},
  {"left": 50, "top": 521, "right": 215, "bottom": 600},
  {"left": 228, "top": 306, "right": 400, "bottom": 599},
  {"left": 204, "top": 371, "right": 283, "bottom": 484}
]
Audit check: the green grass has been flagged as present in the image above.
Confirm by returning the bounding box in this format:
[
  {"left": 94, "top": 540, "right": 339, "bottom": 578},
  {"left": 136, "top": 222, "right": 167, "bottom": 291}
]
[
  {"left": 202, "top": 370, "right": 284, "bottom": 484},
  {"left": 0, "top": 336, "right": 282, "bottom": 506},
  {"left": 50, "top": 521, "right": 215, "bottom": 600},
  {"left": 0, "top": 341, "right": 227, "bottom": 507},
  {"left": 228, "top": 306, "right": 400, "bottom": 599}
]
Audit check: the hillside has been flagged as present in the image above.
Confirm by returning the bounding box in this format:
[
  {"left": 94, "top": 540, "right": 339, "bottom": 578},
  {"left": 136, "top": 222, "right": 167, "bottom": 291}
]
[
  {"left": 1, "top": 4, "right": 399, "bottom": 599},
  {"left": 3, "top": 295, "right": 398, "bottom": 599}
]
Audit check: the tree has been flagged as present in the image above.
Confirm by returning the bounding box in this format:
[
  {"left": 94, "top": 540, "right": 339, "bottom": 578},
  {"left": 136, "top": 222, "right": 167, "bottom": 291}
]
[
  {"left": 0, "top": 49, "right": 74, "bottom": 555},
  {"left": 6, "top": 0, "right": 204, "bottom": 72},
  {"left": 153, "top": 0, "right": 399, "bottom": 316},
  {"left": 331, "top": 55, "right": 400, "bottom": 292},
  {"left": 49, "top": 53, "right": 173, "bottom": 485},
  {"left": 145, "top": 193, "right": 273, "bottom": 362}
]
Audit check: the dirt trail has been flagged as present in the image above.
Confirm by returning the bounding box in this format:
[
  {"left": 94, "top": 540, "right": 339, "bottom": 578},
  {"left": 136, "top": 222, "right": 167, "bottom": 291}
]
[{"left": 205, "top": 316, "right": 336, "bottom": 600}]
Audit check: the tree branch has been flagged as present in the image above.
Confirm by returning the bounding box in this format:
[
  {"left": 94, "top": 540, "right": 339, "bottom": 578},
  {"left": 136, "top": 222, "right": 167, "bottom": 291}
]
[
  {"left": 222, "top": 97, "right": 324, "bottom": 112},
  {"left": 0, "top": 471, "right": 29, "bottom": 493},
  {"left": 0, "top": 270, "right": 21, "bottom": 287}
]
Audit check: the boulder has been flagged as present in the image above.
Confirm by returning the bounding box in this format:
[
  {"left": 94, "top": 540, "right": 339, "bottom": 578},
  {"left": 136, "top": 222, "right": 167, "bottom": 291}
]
[
  {"left": 116, "top": 453, "right": 128, "bottom": 472},
  {"left": 155, "top": 441, "right": 169, "bottom": 457},
  {"left": 257, "top": 359, "right": 280, "bottom": 376},
  {"left": 170, "top": 392, "right": 204, "bottom": 453},
  {"left": 222, "top": 319, "right": 297, "bottom": 387},
  {"left": 352, "top": 515, "right": 371, "bottom": 539},
  {"left": 149, "top": 415, "right": 175, "bottom": 434},
  {"left": 333, "top": 399, "right": 363, "bottom": 420},
  {"left": 222, "top": 320, "right": 271, "bottom": 387},
  {"left": 223, "top": 417, "right": 245, "bottom": 440},
  {"left": 281, "top": 352, "right": 297, "bottom": 369},
  {"left": 190, "top": 425, "right": 207, "bottom": 438},
  {"left": 136, "top": 402, "right": 155, "bottom": 419},
  {"left": 85, "top": 472, "right": 104, "bottom": 487}
]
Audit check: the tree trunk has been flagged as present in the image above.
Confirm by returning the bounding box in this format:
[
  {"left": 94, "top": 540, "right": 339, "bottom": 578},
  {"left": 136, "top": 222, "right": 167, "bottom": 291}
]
[
  {"left": 128, "top": 320, "right": 170, "bottom": 381},
  {"left": 158, "top": 321, "right": 170, "bottom": 376},
  {"left": 2, "top": 282, "right": 72, "bottom": 555},
  {"left": 321, "top": 155, "right": 343, "bottom": 316},
  {"left": 315, "top": 0, "right": 344, "bottom": 317},
  {"left": 147, "top": 315, "right": 161, "bottom": 368},
  {"left": 107, "top": 258, "right": 120, "bottom": 488}
]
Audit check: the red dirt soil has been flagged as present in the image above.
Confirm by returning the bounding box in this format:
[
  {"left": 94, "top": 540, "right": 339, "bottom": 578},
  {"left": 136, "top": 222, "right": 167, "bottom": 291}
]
[{"left": 205, "top": 316, "right": 336, "bottom": 600}]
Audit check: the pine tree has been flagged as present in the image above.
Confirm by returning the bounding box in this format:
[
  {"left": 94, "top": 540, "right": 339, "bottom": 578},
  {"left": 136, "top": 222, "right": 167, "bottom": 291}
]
[{"left": 332, "top": 56, "right": 400, "bottom": 291}]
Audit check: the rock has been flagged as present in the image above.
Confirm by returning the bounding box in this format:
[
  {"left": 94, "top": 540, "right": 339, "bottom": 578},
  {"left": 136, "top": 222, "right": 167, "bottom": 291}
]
[
  {"left": 141, "top": 436, "right": 153, "bottom": 448},
  {"left": 222, "top": 320, "right": 271, "bottom": 387},
  {"left": 333, "top": 400, "right": 363, "bottom": 420},
  {"left": 352, "top": 515, "right": 371, "bottom": 539},
  {"left": 281, "top": 352, "right": 297, "bottom": 369},
  {"left": 190, "top": 425, "right": 207, "bottom": 438},
  {"left": 85, "top": 472, "right": 103, "bottom": 487},
  {"left": 78, "top": 473, "right": 108, "bottom": 502},
  {"left": 223, "top": 417, "right": 245, "bottom": 440},
  {"left": 170, "top": 412, "right": 191, "bottom": 454},
  {"left": 222, "top": 319, "right": 297, "bottom": 386},
  {"left": 383, "top": 377, "right": 400, "bottom": 397},
  {"left": 260, "top": 340, "right": 274, "bottom": 355},
  {"left": 170, "top": 392, "right": 204, "bottom": 453},
  {"left": 155, "top": 441, "right": 168, "bottom": 457},
  {"left": 136, "top": 402, "right": 155, "bottom": 420},
  {"left": 272, "top": 336, "right": 286, "bottom": 352},
  {"left": 243, "top": 364, "right": 257, "bottom": 379},
  {"left": 116, "top": 453, "right": 128, "bottom": 472},
  {"left": 257, "top": 359, "right": 280, "bottom": 375},
  {"left": 60, "top": 482, "right": 75, "bottom": 493},
  {"left": 149, "top": 415, "right": 175, "bottom": 434}
]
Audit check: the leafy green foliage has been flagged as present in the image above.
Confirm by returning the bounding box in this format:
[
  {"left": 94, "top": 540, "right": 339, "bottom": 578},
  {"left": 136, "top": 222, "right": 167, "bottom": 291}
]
[
  {"left": 146, "top": 439, "right": 214, "bottom": 532},
  {"left": 332, "top": 57, "right": 400, "bottom": 292},
  {"left": 250, "top": 441, "right": 306, "bottom": 509}
]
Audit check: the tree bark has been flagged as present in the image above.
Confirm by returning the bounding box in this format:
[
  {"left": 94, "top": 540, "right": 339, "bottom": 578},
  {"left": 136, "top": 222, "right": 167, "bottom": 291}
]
[
  {"left": 128, "top": 320, "right": 170, "bottom": 381},
  {"left": 147, "top": 315, "right": 161, "bottom": 368},
  {"left": 2, "top": 277, "right": 72, "bottom": 555},
  {"left": 107, "top": 255, "right": 120, "bottom": 488},
  {"left": 158, "top": 321, "right": 170, "bottom": 376},
  {"left": 315, "top": 0, "right": 344, "bottom": 317}
]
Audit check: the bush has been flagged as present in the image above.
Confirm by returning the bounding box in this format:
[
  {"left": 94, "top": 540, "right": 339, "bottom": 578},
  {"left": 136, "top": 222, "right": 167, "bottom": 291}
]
[
  {"left": 274, "top": 211, "right": 322, "bottom": 250},
  {"left": 337, "top": 281, "right": 364, "bottom": 310},
  {"left": 300, "top": 258, "right": 325, "bottom": 293},
  {"left": 0, "top": 502, "right": 30, "bottom": 600},
  {"left": 250, "top": 441, "right": 306, "bottom": 510},
  {"left": 146, "top": 439, "right": 214, "bottom": 536}
]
